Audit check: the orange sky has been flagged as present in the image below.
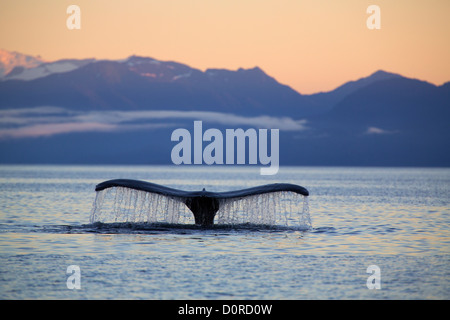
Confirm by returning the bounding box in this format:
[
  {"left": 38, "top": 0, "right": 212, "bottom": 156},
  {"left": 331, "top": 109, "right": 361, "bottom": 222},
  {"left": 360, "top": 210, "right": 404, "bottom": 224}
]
[{"left": 0, "top": 0, "right": 449, "bottom": 94}]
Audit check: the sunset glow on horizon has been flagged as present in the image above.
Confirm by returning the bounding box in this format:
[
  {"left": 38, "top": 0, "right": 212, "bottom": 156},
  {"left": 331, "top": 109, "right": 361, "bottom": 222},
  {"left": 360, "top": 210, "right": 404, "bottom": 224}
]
[{"left": 0, "top": 0, "right": 449, "bottom": 94}]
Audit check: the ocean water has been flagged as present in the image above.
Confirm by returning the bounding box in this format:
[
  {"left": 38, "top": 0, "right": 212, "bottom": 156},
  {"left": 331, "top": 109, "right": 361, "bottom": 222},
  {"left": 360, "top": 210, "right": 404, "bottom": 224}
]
[{"left": 0, "top": 165, "right": 449, "bottom": 299}]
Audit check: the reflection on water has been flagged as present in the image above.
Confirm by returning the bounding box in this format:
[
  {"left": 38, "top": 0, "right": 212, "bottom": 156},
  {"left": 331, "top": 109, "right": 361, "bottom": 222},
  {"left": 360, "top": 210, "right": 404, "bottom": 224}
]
[{"left": 0, "top": 165, "right": 449, "bottom": 299}]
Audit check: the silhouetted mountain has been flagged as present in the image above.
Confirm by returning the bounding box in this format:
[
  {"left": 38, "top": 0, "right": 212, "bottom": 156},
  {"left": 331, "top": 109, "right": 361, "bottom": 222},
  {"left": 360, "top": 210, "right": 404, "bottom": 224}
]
[
  {"left": 0, "top": 56, "right": 315, "bottom": 117},
  {"left": 305, "top": 70, "right": 403, "bottom": 113},
  {"left": 296, "top": 76, "right": 450, "bottom": 166},
  {"left": 324, "top": 77, "right": 449, "bottom": 131},
  {"left": 0, "top": 50, "right": 449, "bottom": 166}
]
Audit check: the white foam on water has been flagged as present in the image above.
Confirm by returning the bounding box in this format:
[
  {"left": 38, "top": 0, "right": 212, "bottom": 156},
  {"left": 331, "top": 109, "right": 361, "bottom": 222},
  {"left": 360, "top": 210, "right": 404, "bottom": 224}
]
[{"left": 90, "top": 187, "right": 311, "bottom": 229}]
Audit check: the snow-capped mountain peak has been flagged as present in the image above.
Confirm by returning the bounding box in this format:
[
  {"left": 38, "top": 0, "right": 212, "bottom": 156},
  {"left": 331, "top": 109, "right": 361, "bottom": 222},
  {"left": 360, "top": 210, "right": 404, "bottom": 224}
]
[{"left": 0, "top": 49, "right": 45, "bottom": 77}]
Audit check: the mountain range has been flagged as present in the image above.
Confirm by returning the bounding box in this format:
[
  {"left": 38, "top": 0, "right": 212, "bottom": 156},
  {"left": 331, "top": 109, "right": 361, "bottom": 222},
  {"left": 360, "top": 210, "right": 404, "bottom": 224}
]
[{"left": 0, "top": 49, "right": 449, "bottom": 166}]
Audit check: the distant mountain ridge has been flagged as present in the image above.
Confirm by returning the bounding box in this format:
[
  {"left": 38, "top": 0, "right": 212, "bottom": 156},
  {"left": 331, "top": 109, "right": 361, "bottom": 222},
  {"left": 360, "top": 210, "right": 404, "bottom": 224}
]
[
  {"left": 0, "top": 49, "right": 449, "bottom": 166},
  {"left": 304, "top": 70, "right": 403, "bottom": 114},
  {"left": 0, "top": 53, "right": 314, "bottom": 117},
  {"left": 1, "top": 49, "right": 445, "bottom": 115}
]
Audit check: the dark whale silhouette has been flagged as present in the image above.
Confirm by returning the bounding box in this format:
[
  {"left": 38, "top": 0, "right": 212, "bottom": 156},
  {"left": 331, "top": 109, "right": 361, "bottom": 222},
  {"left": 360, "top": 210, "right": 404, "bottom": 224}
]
[{"left": 96, "top": 179, "right": 309, "bottom": 226}]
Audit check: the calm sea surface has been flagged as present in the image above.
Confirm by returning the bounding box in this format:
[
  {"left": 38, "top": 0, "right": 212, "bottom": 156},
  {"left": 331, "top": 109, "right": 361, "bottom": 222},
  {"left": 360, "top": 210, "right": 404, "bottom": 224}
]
[{"left": 0, "top": 165, "right": 449, "bottom": 299}]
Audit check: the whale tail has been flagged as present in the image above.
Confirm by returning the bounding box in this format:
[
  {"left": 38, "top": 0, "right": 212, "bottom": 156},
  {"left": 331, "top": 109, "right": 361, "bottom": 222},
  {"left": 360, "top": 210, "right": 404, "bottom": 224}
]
[{"left": 92, "top": 179, "right": 310, "bottom": 227}]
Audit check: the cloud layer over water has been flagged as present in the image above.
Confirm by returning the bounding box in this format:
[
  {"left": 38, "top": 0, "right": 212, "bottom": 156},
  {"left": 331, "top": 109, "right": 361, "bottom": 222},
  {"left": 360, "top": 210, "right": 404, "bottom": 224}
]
[{"left": 0, "top": 107, "right": 307, "bottom": 139}]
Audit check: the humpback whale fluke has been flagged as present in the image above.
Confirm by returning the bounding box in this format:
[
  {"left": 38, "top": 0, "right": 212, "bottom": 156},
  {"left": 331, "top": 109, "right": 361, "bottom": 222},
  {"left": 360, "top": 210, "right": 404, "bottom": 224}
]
[{"left": 93, "top": 179, "right": 309, "bottom": 227}]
